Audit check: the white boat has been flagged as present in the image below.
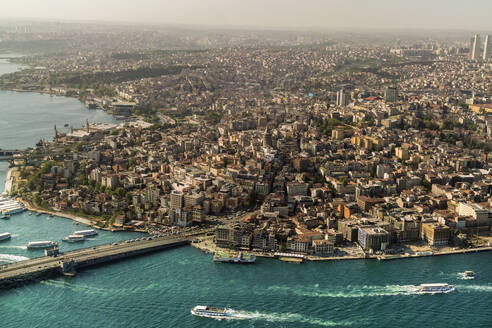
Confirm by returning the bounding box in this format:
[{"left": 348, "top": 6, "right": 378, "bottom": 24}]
[
  {"left": 190, "top": 305, "right": 234, "bottom": 319},
  {"left": 27, "top": 241, "right": 57, "bottom": 249},
  {"left": 213, "top": 251, "right": 256, "bottom": 264},
  {"left": 62, "top": 234, "right": 86, "bottom": 243},
  {"left": 73, "top": 229, "right": 98, "bottom": 237},
  {"left": 0, "top": 232, "right": 11, "bottom": 241},
  {"left": 418, "top": 283, "right": 455, "bottom": 294},
  {"left": 462, "top": 271, "right": 475, "bottom": 280}
]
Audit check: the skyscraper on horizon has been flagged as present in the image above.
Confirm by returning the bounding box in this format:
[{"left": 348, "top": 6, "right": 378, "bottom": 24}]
[
  {"left": 483, "top": 35, "right": 490, "bottom": 60},
  {"left": 471, "top": 34, "right": 481, "bottom": 60}
]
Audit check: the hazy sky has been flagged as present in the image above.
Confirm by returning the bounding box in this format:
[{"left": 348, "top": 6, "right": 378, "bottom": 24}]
[{"left": 2, "top": 0, "right": 492, "bottom": 30}]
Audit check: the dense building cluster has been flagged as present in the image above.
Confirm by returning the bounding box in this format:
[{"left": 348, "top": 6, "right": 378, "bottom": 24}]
[{"left": 2, "top": 24, "right": 492, "bottom": 257}]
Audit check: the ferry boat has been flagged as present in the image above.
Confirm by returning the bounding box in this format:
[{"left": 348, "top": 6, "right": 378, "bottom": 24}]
[
  {"left": 190, "top": 305, "right": 234, "bottom": 319},
  {"left": 213, "top": 251, "right": 256, "bottom": 264},
  {"left": 0, "top": 232, "right": 11, "bottom": 241},
  {"left": 418, "top": 283, "right": 455, "bottom": 294},
  {"left": 73, "top": 229, "right": 98, "bottom": 237},
  {"left": 62, "top": 234, "right": 86, "bottom": 243},
  {"left": 27, "top": 241, "right": 57, "bottom": 249},
  {"left": 462, "top": 271, "right": 475, "bottom": 280}
]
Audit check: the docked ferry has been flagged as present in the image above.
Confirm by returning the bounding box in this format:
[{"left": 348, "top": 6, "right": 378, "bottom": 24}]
[
  {"left": 0, "top": 232, "right": 11, "bottom": 241},
  {"left": 418, "top": 283, "right": 455, "bottom": 294},
  {"left": 213, "top": 251, "right": 256, "bottom": 264},
  {"left": 62, "top": 234, "right": 86, "bottom": 243},
  {"left": 190, "top": 306, "right": 234, "bottom": 319},
  {"left": 27, "top": 241, "right": 57, "bottom": 249},
  {"left": 73, "top": 229, "right": 98, "bottom": 237}
]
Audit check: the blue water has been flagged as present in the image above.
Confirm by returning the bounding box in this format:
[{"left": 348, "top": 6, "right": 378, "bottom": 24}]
[
  {"left": 0, "top": 57, "right": 118, "bottom": 149},
  {"left": 1, "top": 246, "right": 492, "bottom": 327},
  {"left": 1, "top": 55, "right": 492, "bottom": 328}
]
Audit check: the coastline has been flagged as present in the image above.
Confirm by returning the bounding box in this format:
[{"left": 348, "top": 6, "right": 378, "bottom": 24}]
[
  {"left": 190, "top": 235, "right": 492, "bottom": 262},
  {"left": 20, "top": 200, "right": 92, "bottom": 226}
]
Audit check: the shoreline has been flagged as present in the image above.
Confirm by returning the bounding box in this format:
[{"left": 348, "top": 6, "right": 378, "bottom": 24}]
[
  {"left": 191, "top": 235, "right": 492, "bottom": 262},
  {"left": 20, "top": 200, "right": 93, "bottom": 226}
]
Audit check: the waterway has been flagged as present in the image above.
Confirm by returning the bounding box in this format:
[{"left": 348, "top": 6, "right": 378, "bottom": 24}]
[{"left": 1, "top": 57, "right": 492, "bottom": 328}]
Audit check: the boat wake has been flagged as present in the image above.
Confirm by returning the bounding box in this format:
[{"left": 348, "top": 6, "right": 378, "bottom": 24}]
[
  {"left": 0, "top": 253, "right": 29, "bottom": 263},
  {"left": 268, "top": 284, "right": 420, "bottom": 298},
  {"left": 0, "top": 245, "right": 27, "bottom": 250},
  {"left": 454, "top": 285, "right": 492, "bottom": 292},
  {"left": 229, "top": 310, "right": 357, "bottom": 326}
]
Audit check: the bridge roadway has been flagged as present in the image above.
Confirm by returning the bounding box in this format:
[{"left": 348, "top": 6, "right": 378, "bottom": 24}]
[{"left": 0, "top": 237, "right": 189, "bottom": 288}]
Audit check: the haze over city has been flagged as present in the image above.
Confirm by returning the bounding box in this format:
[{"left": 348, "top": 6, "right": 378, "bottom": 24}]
[
  {"left": 1, "top": 1, "right": 492, "bottom": 327},
  {"left": 2, "top": 0, "right": 492, "bottom": 30}
]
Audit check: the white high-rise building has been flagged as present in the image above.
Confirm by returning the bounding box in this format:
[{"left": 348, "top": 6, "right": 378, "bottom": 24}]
[
  {"left": 471, "top": 34, "right": 481, "bottom": 60},
  {"left": 336, "top": 89, "right": 349, "bottom": 107},
  {"left": 483, "top": 35, "right": 490, "bottom": 60}
]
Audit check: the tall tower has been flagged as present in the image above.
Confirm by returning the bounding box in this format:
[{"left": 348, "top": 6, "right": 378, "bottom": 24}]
[
  {"left": 336, "top": 89, "right": 349, "bottom": 107},
  {"left": 483, "top": 35, "right": 490, "bottom": 60},
  {"left": 385, "top": 87, "right": 398, "bottom": 103},
  {"left": 471, "top": 34, "right": 481, "bottom": 60},
  {"left": 54, "top": 124, "right": 59, "bottom": 139}
]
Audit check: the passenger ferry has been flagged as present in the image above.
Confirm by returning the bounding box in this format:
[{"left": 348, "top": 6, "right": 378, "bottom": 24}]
[
  {"left": 213, "top": 251, "right": 256, "bottom": 263},
  {"left": 27, "top": 241, "right": 57, "bottom": 249},
  {"left": 73, "top": 229, "right": 98, "bottom": 237},
  {"left": 62, "top": 234, "right": 86, "bottom": 243},
  {"left": 418, "top": 283, "right": 455, "bottom": 294},
  {"left": 0, "top": 232, "right": 11, "bottom": 241},
  {"left": 190, "top": 305, "right": 234, "bottom": 319},
  {"left": 462, "top": 271, "right": 475, "bottom": 280}
]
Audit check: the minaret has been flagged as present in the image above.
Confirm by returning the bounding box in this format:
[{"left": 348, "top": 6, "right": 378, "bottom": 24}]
[
  {"left": 54, "top": 124, "right": 59, "bottom": 139},
  {"left": 86, "top": 119, "right": 90, "bottom": 133}
]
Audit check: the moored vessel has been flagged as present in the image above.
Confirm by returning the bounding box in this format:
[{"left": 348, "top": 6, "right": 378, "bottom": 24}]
[
  {"left": 62, "top": 234, "right": 86, "bottom": 243},
  {"left": 190, "top": 305, "right": 234, "bottom": 319},
  {"left": 27, "top": 241, "right": 57, "bottom": 249},
  {"left": 73, "top": 229, "right": 98, "bottom": 237},
  {"left": 0, "top": 232, "right": 11, "bottom": 241},
  {"left": 418, "top": 283, "right": 455, "bottom": 294},
  {"left": 213, "top": 251, "right": 256, "bottom": 263}
]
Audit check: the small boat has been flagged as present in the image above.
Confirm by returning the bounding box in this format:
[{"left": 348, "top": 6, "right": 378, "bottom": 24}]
[
  {"left": 0, "top": 232, "right": 11, "bottom": 241},
  {"left": 190, "top": 305, "right": 234, "bottom": 319},
  {"left": 73, "top": 229, "right": 98, "bottom": 237},
  {"left": 0, "top": 215, "right": 10, "bottom": 220},
  {"left": 418, "top": 283, "right": 455, "bottom": 294},
  {"left": 36, "top": 213, "right": 42, "bottom": 217},
  {"left": 462, "top": 271, "right": 475, "bottom": 280},
  {"left": 62, "top": 234, "right": 85, "bottom": 243},
  {"left": 27, "top": 241, "right": 57, "bottom": 249}
]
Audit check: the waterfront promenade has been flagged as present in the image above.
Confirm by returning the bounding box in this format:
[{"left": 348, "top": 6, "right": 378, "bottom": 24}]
[{"left": 0, "top": 237, "right": 189, "bottom": 289}]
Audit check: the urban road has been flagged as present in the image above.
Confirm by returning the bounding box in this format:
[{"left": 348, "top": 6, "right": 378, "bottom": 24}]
[{"left": 0, "top": 236, "right": 191, "bottom": 289}]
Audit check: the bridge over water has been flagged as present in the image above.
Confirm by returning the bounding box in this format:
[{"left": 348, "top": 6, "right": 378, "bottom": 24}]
[{"left": 0, "top": 237, "right": 190, "bottom": 289}]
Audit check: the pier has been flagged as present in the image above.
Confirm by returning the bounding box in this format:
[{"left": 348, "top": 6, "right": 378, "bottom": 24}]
[
  {"left": 0, "top": 237, "right": 189, "bottom": 289},
  {"left": 0, "top": 149, "right": 24, "bottom": 161}
]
